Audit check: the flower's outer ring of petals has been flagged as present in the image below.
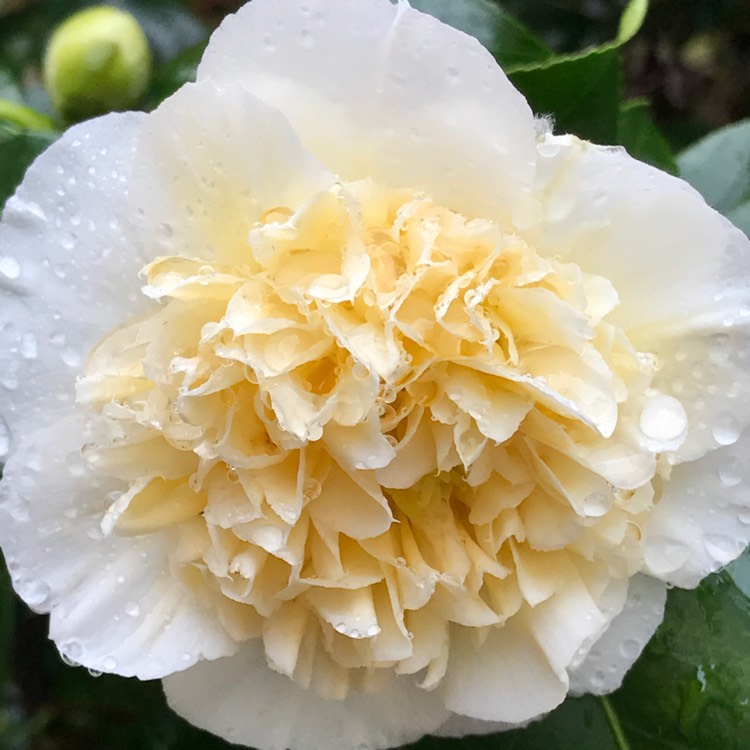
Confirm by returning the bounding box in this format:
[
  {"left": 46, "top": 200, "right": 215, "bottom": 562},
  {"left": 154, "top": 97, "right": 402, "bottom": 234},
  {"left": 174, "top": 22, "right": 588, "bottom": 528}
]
[
  {"left": 130, "top": 79, "right": 336, "bottom": 266},
  {"left": 0, "top": 111, "right": 150, "bottom": 446},
  {"left": 642, "top": 427, "right": 750, "bottom": 588},
  {"left": 162, "top": 639, "right": 449, "bottom": 750},
  {"left": 440, "top": 617, "right": 567, "bottom": 723},
  {"left": 197, "top": 0, "right": 537, "bottom": 227},
  {"left": 0, "top": 416, "right": 237, "bottom": 679},
  {"left": 529, "top": 133, "right": 750, "bottom": 463},
  {"left": 568, "top": 574, "right": 667, "bottom": 695}
]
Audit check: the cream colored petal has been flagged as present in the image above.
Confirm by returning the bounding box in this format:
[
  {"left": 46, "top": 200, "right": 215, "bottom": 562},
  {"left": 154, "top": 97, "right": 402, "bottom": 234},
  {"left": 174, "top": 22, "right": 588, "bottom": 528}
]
[
  {"left": 198, "top": 0, "right": 536, "bottom": 226},
  {"left": 163, "top": 640, "right": 448, "bottom": 750},
  {"left": 441, "top": 617, "right": 567, "bottom": 723}
]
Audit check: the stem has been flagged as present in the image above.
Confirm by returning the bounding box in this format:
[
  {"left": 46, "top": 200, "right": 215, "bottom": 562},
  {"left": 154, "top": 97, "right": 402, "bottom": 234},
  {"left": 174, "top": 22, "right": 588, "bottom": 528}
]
[
  {"left": 600, "top": 695, "right": 632, "bottom": 750},
  {"left": 0, "top": 99, "right": 57, "bottom": 132}
]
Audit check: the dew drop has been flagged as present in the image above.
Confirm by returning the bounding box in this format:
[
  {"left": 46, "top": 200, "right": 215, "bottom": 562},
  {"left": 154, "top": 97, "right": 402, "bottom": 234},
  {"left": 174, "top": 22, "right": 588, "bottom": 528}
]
[
  {"left": 719, "top": 457, "right": 742, "bottom": 487},
  {"left": 619, "top": 638, "right": 641, "bottom": 660},
  {"left": 538, "top": 141, "right": 561, "bottom": 158},
  {"left": 88, "top": 668, "right": 103, "bottom": 678},
  {"left": 738, "top": 508, "right": 750, "bottom": 526},
  {"left": 0, "top": 417, "right": 10, "bottom": 458},
  {"left": 590, "top": 670, "right": 606, "bottom": 691},
  {"left": 639, "top": 394, "right": 688, "bottom": 442},
  {"left": 103, "top": 657, "right": 117, "bottom": 671},
  {"left": 583, "top": 491, "right": 612, "bottom": 518},
  {"left": 0, "top": 256, "right": 20, "bottom": 279},
  {"left": 351, "top": 361, "right": 370, "bottom": 381},
  {"left": 60, "top": 639, "right": 83, "bottom": 666},
  {"left": 226, "top": 467, "right": 240, "bottom": 484},
  {"left": 23, "top": 579, "right": 50, "bottom": 612},
  {"left": 20, "top": 332, "right": 37, "bottom": 359},
  {"left": 712, "top": 414, "right": 741, "bottom": 446},
  {"left": 61, "top": 346, "right": 82, "bottom": 367}
]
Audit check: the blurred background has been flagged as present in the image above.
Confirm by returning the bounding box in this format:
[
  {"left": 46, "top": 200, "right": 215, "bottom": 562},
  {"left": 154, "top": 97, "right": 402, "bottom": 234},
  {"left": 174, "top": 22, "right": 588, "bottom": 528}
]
[{"left": 1, "top": 1, "right": 750, "bottom": 749}]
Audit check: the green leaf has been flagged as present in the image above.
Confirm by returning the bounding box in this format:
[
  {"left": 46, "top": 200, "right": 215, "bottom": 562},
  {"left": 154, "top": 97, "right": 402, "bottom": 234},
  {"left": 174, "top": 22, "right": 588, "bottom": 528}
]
[
  {"left": 617, "top": 99, "right": 677, "bottom": 174},
  {"left": 510, "top": 48, "right": 622, "bottom": 143},
  {"left": 677, "top": 120, "right": 750, "bottom": 221},
  {"left": 0, "top": 122, "right": 57, "bottom": 209},
  {"left": 617, "top": 0, "right": 649, "bottom": 45},
  {"left": 504, "top": 0, "right": 650, "bottom": 143},
  {"left": 148, "top": 39, "right": 207, "bottom": 109},
  {"left": 403, "top": 695, "right": 621, "bottom": 750},
  {"left": 610, "top": 571, "right": 750, "bottom": 750},
  {"left": 408, "top": 0, "right": 553, "bottom": 70}
]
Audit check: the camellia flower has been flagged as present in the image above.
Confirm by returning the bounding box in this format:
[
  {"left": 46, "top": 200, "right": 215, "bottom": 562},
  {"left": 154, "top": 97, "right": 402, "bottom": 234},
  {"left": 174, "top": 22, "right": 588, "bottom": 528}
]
[{"left": 1, "top": 0, "right": 750, "bottom": 748}]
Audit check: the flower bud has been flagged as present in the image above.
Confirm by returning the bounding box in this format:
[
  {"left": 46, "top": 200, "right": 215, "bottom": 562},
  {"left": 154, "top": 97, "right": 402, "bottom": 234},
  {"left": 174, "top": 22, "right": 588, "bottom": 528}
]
[{"left": 43, "top": 6, "right": 152, "bottom": 122}]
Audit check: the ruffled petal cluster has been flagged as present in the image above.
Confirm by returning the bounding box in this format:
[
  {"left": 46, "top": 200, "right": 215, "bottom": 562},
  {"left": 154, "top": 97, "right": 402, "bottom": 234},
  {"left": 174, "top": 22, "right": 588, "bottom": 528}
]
[{"left": 1, "top": 1, "right": 750, "bottom": 749}]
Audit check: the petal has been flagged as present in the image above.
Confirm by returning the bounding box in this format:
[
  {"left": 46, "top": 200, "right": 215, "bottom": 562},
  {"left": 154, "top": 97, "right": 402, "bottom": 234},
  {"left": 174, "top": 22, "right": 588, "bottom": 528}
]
[
  {"left": 163, "top": 639, "right": 448, "bottom": 750},
  {"left": 642, "top": 427, "right": 750, "bottom": 587},
  {"left": 441, "top": 616, "right": 567, "bottom": 723},
  {"left": 0, "top": 416, "right": 237, "bottom": 678},
  {"left": 198, "top": 0, "right": 536, "bottom": 225},
  {"left": 529, "top": 133, "right": 750, "bottom": 461},
  {"left": 130, "top": 79, "right": 335, "bottom": 266},
  {"left": 0, "top": 111, "right": 149, "bottom": 443},
  {"left": 569, "top": 574, "right": 666, "bottom": 695}
]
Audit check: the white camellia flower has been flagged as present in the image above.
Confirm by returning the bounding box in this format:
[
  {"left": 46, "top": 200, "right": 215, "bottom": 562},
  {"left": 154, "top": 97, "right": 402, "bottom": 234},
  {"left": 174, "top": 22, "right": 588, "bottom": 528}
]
[{"left": 1, "top": 0, "right": 750, "bottom": 748}]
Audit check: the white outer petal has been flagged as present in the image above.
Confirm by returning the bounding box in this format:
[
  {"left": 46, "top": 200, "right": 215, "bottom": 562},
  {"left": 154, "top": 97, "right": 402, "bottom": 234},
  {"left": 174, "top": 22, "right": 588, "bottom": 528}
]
[
  {"left": 643, "top": 427, "right": 750, "bottom": 588},
  {"left": 569, "top": 574, "right": 667, "bottom": 695},
  {"left": 529, "top": 133, "right": 750, "bottom": 463},
  {"left": 0, "top": 112, "right": 150, "bottom": 446},
  {"left": 198, "top": 0, "right": 536, "bottom": 226},
  {"left": 0, "top": 416, "right": 237, "bottom": 679},
  {"left": 163, "top": 639, "right": 448, "bottom": 750}
]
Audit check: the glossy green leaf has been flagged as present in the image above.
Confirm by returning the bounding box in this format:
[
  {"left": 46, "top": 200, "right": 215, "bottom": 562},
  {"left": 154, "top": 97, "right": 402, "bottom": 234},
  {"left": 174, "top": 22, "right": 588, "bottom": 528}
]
[
  {"left": 0, "top": 122, "right": 57, "bottom": 209},
  {"left": 408, "top": 0, "right": 553, "bottom": 70},
  {"left": 610, "top": 571, "right": 750, "bottom": 750},
  {"left": 404, "top": 695, "right": 621, "bottom": 750},
  {"left": 510, "top": 48, "right": 622, "bottom": 143},
  {"left": 148, "top": 39, "right": 207, "bottom": 109},
  {"left": 617, "top": 0, "right": 649, "bottom": 45},
  {"left": 617, "top": 98, "right": 677, "bottom": 174},
  {"left": 504, "top": 0, "right": 649, "bottom": 143},
  {"left": 678, "top": 120, "right": 750, "bottom": 222}
]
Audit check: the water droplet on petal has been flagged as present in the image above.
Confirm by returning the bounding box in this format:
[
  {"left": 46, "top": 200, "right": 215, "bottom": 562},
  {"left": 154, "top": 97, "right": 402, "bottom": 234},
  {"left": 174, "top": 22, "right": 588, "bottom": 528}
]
[
  {"left": 103, "top": 657, "right": 117, "bottom": 671},
  {"left": 0, "top": 256, "right": 20, "bottom": 280},
  {"left": 583, "top": 491, "right": 613, "bottom": 517},
  {"left": 125, "top": 601, "right": 140, "bottom": 617},
  {"left": 639, "top": 395, "right": 687, "bottom": 443},
  {"left": 712, "top": 414, "right": 741, "bottom": 446},
  {"left": 719, "top": 457, "right": 742, "bottom": 487},
  {"left": 0, "top": 417, "right": 10, "bottom": 458},
  {"left": 619, "top": 638, "right": 641, "bottom": 660}
]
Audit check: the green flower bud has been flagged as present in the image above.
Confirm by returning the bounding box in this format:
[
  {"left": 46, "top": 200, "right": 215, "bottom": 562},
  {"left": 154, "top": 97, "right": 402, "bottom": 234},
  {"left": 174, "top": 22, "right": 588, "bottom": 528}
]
[{"left": 43, "top": 6, "right": 152, "bottom": 122}]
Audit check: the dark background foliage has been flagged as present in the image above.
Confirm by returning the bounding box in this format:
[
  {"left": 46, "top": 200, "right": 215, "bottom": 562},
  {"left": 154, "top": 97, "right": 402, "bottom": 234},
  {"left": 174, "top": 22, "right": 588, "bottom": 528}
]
[{"left": 1, "top": 1, "right": 750, "bottom": 748}]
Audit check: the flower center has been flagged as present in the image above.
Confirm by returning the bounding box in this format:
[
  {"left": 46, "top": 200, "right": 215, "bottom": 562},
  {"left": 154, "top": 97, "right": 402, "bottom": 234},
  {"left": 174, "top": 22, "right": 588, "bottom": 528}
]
[{"left": 76, "top": 179, "right": 683, "bottom": 697}]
